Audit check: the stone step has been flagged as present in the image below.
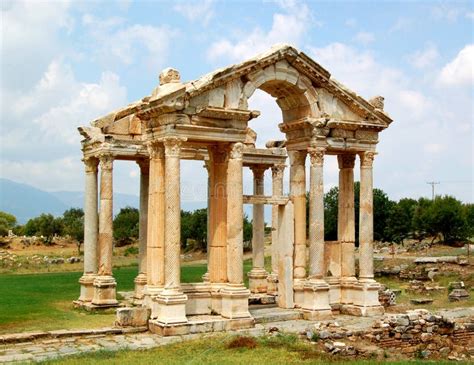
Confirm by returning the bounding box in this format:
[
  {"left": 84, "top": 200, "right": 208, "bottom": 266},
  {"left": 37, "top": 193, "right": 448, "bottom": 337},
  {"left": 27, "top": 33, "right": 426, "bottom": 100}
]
[{"left": 250, "top": 307, "right": 303, "bottom": 324}]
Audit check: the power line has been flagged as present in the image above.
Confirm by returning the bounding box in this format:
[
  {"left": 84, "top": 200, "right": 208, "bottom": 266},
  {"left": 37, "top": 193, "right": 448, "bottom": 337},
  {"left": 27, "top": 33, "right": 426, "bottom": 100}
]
[{"left": 426, "top": 181, "right": 440, "bottom": 200}]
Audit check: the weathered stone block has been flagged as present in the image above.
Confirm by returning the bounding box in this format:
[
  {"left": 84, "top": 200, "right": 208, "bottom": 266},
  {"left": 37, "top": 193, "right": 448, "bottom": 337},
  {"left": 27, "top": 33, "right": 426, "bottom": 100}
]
[{"left": 116, "top": 307, "right": 150, "bottom": 327}]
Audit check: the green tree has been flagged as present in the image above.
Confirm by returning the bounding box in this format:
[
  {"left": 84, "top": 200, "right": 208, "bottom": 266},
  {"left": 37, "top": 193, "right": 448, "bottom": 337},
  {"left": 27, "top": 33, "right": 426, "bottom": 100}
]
[
  {"left": 385, "top": 198, "right": 417, "bottom": 244},
  {"left": 0, "top": 211, "right": 17, "bottom": 236},
  {"left": 24, "top": 213, "right": 63, "bottom": 245},
  {"left": 113, "top": 207, "right": 139, "bottom": 246},
  {"left": 243, "top": 214, "right": 253, "bottom": 244},
  {"left": 429, "top": 196, "right": 468, "bottom": 243},
  {"left": 463, "top": 203, "right": 474, "bottom": 240},
  {"left": 62, "top": 208, "right": 84, "bottom": 255},
  {"left": 412, "top": 198, "right": 435, "bottom": 242}
]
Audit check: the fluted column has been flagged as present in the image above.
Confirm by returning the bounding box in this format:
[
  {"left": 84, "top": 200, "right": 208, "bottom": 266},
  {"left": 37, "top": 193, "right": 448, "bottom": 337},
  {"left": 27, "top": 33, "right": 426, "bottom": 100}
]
[
  {"left": 288, "top": 150, "right": 307, "bottom": 279},
  {"left": 78, "top": 157, "right": 98, "bottom": 303},
  {"left": 248, "top": 166, "right": 267, "bottom": 293},
  {"left": 207, "top": 146, "right": 228, "bottom": 283},
  {"left": 359, "top": 152, "right": 376, "bottom": 281},
  {"left": 268, "top": 164, "right": 285, "bottom": 295},
  {"left": 144, "top": 142, "right": 165, "bottom": 313},
  {"left": 133, "top": 159, "right": 149, "bottom": 303},
  {"left": 308, "top": 148, "right": 326, "bottom": 279},
  {"left": 221, "top": 142, "right": 250, "bottom": 319},
  {"left": 154, "top": 137, "right": 188, "bottom": 325},
  {"left": 92, "top": 153, "right": 118, "bottom": 307}
]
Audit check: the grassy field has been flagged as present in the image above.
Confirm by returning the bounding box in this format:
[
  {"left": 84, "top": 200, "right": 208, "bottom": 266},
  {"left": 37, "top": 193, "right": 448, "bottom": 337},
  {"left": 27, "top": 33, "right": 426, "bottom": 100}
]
[
  {"left": 0, "top": 260, "right": 255, "bottom": 334},
  {"left": 42, "top": 333, "right": 468, "bottom": 365}
]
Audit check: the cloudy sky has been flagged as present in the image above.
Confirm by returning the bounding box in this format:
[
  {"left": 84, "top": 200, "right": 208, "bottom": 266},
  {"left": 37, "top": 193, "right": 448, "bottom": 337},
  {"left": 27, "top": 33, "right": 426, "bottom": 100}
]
[{"left": 1, "top": 0, "right": 473, "bottom": 207}]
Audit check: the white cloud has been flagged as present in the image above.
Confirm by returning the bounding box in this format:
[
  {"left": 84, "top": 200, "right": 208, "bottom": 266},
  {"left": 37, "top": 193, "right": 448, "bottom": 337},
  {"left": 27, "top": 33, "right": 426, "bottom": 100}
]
[
  {"left": 81, "top": 14, "right": 177, "bottom": 71},
  {"left": 407, "top": 43, "right": 439, "bottom": 68},
  {"left": 438, "top": 44, "right": 474, "bottom": 86},
  {"left": 173, "top": 0, "right": 215, "bottom": 26},
  {"left": 431, "top": 5, "right": 462, "bottom": 22},
  {"left": 207, "top": 1, "right": 313, "bottom": 62},
  {"left": 353, "top": 31, "right": 375, "bottom": 46},
  {"left": 389, "top": 17, "right": 413, "bottom": 33}
]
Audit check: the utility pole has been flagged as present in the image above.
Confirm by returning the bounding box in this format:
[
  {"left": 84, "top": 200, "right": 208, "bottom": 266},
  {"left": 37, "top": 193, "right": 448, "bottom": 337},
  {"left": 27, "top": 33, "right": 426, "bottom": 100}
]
[{"left": 426, "top": 181, "right": 440, "bottom": 200}]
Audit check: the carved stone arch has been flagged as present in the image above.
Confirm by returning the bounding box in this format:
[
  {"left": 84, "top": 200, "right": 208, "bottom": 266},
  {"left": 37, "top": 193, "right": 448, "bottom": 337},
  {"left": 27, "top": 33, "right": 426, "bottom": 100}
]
[{"left": 239, "top": 60, "right": 320, "bottom": 123}]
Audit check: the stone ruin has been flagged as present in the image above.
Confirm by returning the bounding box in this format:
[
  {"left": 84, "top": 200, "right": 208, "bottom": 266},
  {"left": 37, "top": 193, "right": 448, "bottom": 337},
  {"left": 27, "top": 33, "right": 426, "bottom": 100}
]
[{"left": 74, "top": 45, "right": 394, "bottom": 335}]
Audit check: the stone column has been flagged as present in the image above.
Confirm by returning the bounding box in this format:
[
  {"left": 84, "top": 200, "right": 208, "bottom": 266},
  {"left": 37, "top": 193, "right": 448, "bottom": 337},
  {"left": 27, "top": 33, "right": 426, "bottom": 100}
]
[
  {"left": 144, "top": 142, "right": 165, "bottom": 314},
  {"left": 288, "top": 150, "right": 307, "bottom": 306},
  {"left": 359, "top": 152, "right": 376, "bottom": 282},
  {"left": 154, "top": 137, "right": 188, "bottom": 325},
  {"left": 248, "top": 166, "right": 267, "bottom": 293},
  {"left": 267, "top": 164, "right": 285, "bottom": 295},
  {"left": 202, "top": 161, "right": 210, "bottom": 283},
  {"left": 337, "top": 154, "right": 357, "bottom": 306},
  {"left": 353, "top": 151, "right": 383, "bottom": 315},
  {"left": 78, "top": 157, "right": 98, "bottom": 303},
  {"left": 133, "top": 159, "right": 149, "bottom": 304},
  {"left": 92, "top": 154, "right": 118, "bottom": 307},
  {"left": 207, "top": 146, "right": 228, "bottom": 283},
  {"left": 221, "top": 143, "right": 251, "bottom": 319},
  {"left": 302, "top": 147, "right": 331, "bottom": 319}
]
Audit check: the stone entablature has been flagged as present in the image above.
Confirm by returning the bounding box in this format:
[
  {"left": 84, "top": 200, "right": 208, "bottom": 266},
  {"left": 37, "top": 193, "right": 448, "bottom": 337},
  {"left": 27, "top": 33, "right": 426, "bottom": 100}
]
[{"left": 76, "top": 44, "right": 393, "bottom": 334}]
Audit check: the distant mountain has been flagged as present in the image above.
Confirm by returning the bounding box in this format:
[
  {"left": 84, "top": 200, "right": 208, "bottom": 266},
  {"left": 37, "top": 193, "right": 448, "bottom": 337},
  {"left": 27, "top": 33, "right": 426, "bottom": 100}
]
[
  {"left": 0, "top": 178, "right": 69, "bottom": 224},
  {"left": 0, "top": 178, "right": 215, "bottom": 224}
]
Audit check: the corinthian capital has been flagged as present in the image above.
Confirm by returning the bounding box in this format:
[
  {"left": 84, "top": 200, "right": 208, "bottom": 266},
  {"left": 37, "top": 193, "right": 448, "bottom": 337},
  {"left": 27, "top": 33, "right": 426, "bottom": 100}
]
[
  {"left": 98, "top": 153, "right": 114, "bottom": 171},
  {"left": 337, "top": 154, "right": 355, "bottom": 169},
  {"left": 308, "top": 147, "right": 325, "bottom": 167},
  {"left": 271, "top": 164, "right": 285, "bottom": 179},
  {"left": 83, "top": 157, "right": 98, "bottom": 173},
  {"left": 359, "top": 151, "right": 376, "bottom": 168},
  {"left": 229, "top": 142, "right": 244, "bottom": 160},
  {"left": 146, "top": 141, "right": 164, "bottom": 160},
  {"left": 162, "top": 137, "right": 185, "bottom": 157}
]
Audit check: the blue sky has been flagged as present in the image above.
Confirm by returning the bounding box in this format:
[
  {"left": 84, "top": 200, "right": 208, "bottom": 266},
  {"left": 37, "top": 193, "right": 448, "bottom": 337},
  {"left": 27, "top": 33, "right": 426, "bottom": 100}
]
[{"left": 1, "top": 0, "right": 473, "bottom": 207}]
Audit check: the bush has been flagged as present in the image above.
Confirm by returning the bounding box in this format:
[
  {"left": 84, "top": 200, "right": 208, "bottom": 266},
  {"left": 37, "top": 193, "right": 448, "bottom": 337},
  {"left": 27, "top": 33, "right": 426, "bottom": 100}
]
[
  {"left": 24, "top": 213, "right": 63, "bottom": 245},
  {"left": 0, "top": 211, "right": 17, "bottom": 237}
]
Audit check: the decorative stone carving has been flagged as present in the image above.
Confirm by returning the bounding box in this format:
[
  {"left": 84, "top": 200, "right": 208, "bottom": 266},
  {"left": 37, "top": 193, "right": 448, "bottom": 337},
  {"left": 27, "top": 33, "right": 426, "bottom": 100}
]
[
  {"left": 308, "top": 148, "right": 325, "bottom": 167},
  {"left": 360, "top": 152, "right": 376, "bottom": 168},
  {"left": 229, "top": 142, "right": 244, "bottom": 160},
  {"left": 337, "top": 154, "right": 356, "bottom": 169},
  {"left": 369, "top": 95, "right": 384, "bottom": 110},
  {"left": 84, "top": 157, "right": 98, "bottom": 173},
  {"left": 159, "top": 67, "right": 181, "bottom": 85},
  {"left": 271, "top": 164, "right": 285, "bottom": 180},
  {"left": 163, "top": 137, "right": 185, "bottom": 157},
  {"left": 146, "top": 141, "right": 164, "bottom": 159},
  {"left": 98, "top": 154, "right": 114, "bottom": 171}
]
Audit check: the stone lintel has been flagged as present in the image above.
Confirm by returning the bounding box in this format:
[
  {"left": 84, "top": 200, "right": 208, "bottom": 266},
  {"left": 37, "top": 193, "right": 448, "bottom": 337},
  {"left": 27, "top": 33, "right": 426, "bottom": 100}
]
[{"left": 243, "top": 195, "right": 289, "bottom": 205}]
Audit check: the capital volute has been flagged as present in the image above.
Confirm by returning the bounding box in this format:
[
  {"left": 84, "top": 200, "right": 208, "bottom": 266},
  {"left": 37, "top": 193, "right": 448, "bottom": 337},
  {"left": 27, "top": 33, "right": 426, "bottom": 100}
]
[
  {"left": 98, "top": 153, "right": 114, "bottom": 171},
  {"left": 250, "top": 165, "right": 266, "bottom": 179},
  {"left": 229, "top": 142, "right": 244, "bottom": 160},
  {"left": 271, "top": 164, "right": 285, "bottom": 179},
  {"left": 359, "top": 151, "right": 376, "bottom": 168},
  {"left": 162, "top": 137, "right": 185, "bottom": 157},
  {"left": 308, "top": 147, "right": 325, "bottom": 167},
  {"left": 337, "top": 154, "right": 355, "bottom": 169},
  {"left": 83, "top": 157, "right": 98, "bottom": 173}
]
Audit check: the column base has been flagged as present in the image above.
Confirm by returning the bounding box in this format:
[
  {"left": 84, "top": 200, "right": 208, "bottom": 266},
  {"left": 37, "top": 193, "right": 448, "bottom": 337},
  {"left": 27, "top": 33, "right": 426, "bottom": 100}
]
[
  {"left": 143, "top": 285, "right": 164, "bottom": 318},
  {"left": 266, "top": 273, "right": 278, "bottom": 295},
  {"left": 153, "top": 290, "right": 188, "bottom": 325},
  {"left": 91, "top": 275, "right": 118, "bottom": 307},
  {"left": 301, "top": 279, "right": 332, "bottom": 320},
  {"left": 248, "top": 268, "right": 268, "bottom": 294},
  {"left": 210, "top": 283, "right": 226, "bottom": 315},
  {"left": 340, "top": 279, "right": 384, "bottom": 317},
  {"left": 293, "top": 278, "right": 305, "bottom": 308},
  {"left": 77, "top": 273, "right": 96, "bottom": 303},
  {"left": 221, "top": 284, "right": 251, "bottom": 319},
  {"left": 132, "top": 273, "right": 147, "bottom": 305},
  {"left": 202, "top": 272, "right": 210, "bottom": 283},
  {"left": 340, "top": 276, "right": 358, "bottom": 305},
  {"left": 325, "top": 277, "right": 341, "bottom": 307}
]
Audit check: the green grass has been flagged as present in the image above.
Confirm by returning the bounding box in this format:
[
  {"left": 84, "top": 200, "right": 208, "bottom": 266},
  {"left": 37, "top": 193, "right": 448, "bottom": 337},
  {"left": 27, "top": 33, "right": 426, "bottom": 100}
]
[
  {"left": 41, "top": 334, "right": 467, "bottom": 365},
  {"left": 0, "top": 260, "right": 256, "bottom": 334}
]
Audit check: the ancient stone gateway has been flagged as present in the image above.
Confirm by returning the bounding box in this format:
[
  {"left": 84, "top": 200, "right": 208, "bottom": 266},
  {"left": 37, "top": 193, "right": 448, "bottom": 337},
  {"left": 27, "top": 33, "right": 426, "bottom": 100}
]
[{"left": 75, "top": 45, "right": 393, "bottom": 335}]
